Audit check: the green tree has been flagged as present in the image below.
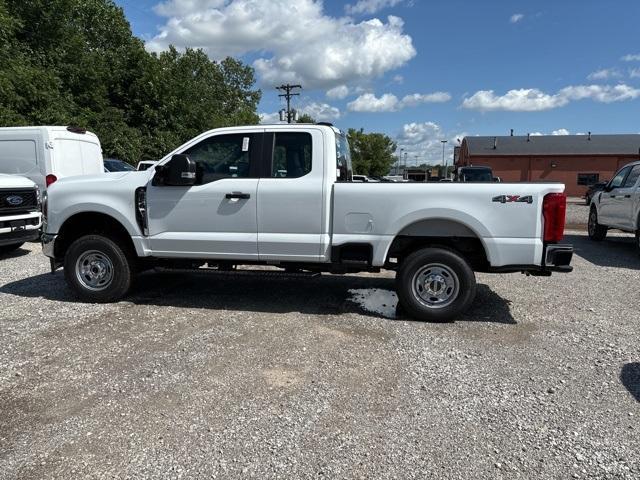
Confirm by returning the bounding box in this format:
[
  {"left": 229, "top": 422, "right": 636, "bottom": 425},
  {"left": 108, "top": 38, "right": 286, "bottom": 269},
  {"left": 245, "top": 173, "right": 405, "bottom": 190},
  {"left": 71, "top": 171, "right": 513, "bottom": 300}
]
[
  {"left": 347, "top": 128, "right": 397, "bottom": 177},
  {"left": 0, "top": 0, "right": 261, "bottom": 163},
  {"left": 296, "top": 113, "right": 316, "bottom": 123}
]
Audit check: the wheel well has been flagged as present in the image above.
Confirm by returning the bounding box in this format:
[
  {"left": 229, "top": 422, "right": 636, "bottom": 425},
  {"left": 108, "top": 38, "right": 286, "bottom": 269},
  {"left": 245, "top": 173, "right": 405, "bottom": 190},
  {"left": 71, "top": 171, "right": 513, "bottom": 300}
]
[
  {"left": 55, "top": 212, "right": 136, "bottom": 260},
  {"left": 386, "top": 235, "right": 489, "bottom": 271}
]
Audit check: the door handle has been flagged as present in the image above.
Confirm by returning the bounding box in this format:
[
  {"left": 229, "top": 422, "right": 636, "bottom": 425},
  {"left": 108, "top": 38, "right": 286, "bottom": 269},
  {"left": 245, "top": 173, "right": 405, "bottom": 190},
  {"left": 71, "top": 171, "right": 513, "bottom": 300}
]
[
  {"left": 624, "top": 194, "right": 631, "bottom": 198},
  {"left": 609, "top": 194, "right": 616, "bottom": 198},
  {"left": 225, "top": 192, "right": 250, "bottom": 200}
]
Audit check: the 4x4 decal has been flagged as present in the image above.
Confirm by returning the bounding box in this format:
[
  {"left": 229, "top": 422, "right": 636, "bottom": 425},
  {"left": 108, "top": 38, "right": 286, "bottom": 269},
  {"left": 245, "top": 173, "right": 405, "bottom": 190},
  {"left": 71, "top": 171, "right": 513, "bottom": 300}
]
[{"left": 492, "top": 195, "right": 533, "bottom": 204}]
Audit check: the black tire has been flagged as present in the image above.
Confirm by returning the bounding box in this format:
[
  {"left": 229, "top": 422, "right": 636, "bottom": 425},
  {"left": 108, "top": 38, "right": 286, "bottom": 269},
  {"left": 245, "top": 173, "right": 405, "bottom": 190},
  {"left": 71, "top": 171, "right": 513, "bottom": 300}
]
[
  {"left": 63, "top": 234, "right": 133, "bottom": 303},
  {"left": 396, "top": 247, "right": 477, "bottom": 323},
  {"left": 0, "top": 242, "right": 24, "bottom": 255},
  {"left": 587, "top": 207, "right": 607, "bottom": 241}
]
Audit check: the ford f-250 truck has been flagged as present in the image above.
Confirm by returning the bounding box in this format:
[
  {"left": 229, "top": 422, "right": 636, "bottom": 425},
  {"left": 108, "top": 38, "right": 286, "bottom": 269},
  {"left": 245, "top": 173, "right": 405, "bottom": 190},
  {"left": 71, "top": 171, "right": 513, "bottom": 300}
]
[
  {"left": 41, "top": 124, "right": 573, "bottom": 322},
  {"left": 0, "top": 174, "right": 41, "bottom": 255}
]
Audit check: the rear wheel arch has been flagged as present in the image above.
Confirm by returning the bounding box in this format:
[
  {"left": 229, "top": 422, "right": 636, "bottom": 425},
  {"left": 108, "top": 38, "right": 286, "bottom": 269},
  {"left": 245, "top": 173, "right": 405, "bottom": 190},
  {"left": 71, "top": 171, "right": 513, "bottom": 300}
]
[{"left": 385, "top": 218, "right": 490, "bottom": 271}]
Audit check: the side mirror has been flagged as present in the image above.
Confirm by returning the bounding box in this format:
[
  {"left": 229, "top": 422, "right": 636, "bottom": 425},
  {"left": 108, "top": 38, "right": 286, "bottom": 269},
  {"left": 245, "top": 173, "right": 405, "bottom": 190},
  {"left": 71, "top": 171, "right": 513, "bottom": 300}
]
[{"left": 154, "top": 154, "right": 196, "bottom": 186}]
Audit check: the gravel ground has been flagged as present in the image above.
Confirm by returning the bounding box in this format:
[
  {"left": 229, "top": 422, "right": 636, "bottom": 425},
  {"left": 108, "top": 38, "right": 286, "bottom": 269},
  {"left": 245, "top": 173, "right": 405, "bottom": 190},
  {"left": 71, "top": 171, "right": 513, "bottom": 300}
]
[
  {"left": 1, "top": 234, "right": 639, "bottom": 479},
  {"left": 566, "top": 198, "right": 589, "bottom": 228}
]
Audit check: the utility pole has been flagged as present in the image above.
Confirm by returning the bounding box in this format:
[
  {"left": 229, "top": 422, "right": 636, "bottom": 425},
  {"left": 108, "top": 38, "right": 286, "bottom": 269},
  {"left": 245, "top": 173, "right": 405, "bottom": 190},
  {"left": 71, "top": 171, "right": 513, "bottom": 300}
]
[
  {"left": 441, "top": 140, "right": 448, "bottom": 178},
  {"left": 276, "top": 84, "right": 302, "bottom": 123}
]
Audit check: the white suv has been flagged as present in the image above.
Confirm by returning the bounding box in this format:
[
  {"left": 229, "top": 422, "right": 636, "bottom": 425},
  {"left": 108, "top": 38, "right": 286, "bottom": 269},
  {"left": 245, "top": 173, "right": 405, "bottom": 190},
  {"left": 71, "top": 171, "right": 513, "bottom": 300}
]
[
  {"left": 588, "top": 160, "right": 640, "bottom": 251},
  {"left": 0, "top": 174, "right": 42, "bottom": 255}
]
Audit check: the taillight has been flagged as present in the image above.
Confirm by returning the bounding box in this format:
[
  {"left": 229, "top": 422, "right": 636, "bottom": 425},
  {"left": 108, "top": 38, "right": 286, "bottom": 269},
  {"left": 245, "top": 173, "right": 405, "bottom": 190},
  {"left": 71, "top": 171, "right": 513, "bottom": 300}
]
[
  {"left": 46, "top": 174, "right": 57, "bottom": 187},
  {"left": 543, "top": 193, "right": 567, "bottom": 243}
]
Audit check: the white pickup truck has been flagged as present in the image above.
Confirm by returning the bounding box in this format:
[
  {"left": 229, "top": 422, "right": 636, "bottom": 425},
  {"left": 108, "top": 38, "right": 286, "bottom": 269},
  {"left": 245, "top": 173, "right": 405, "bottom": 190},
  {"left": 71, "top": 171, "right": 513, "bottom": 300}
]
[
  {"left": 588, "top": 160, "right": 640, "bottom": 250},
  {"left": 0, "top": 174, "right": 42, "bottom": 255},
  {"left": 41, "top": 124, "right": 572, "bottom": 321}
]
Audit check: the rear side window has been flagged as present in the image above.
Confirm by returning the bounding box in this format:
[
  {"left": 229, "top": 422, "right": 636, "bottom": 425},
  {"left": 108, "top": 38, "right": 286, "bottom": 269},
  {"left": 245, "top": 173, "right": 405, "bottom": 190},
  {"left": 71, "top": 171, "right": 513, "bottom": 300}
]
[
  {"left": 623, "top": 166, "right": 640, "bottom": 188},
  {"left": 0, "top": 140, "right": 38, "bottom": 174},
  {"left": 335, "top": 133, "right": 353, "bottom": 182},
  {"left": 183, "top": 133, "right": 257, "bottom": 184},
  {"left": 270, "top": 132, "right": 312, "bottom": 178}
]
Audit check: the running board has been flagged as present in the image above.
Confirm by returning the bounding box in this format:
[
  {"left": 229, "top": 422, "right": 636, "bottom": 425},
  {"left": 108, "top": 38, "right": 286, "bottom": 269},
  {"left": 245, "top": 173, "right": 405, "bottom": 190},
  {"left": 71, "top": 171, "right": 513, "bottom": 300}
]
[{"left": 157, "top": 267, "right": 321, "bottom": 279}]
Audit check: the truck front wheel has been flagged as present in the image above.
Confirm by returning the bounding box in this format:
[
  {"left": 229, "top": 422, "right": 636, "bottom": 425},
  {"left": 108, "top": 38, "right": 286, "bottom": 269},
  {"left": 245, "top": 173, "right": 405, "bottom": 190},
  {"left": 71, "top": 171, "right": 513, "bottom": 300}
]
[
  {"left": 396, "top": 247, "right": 476, "bottom": 322},
  {"left": 587, "top": 207, "right": 607, "bottom": 241},
  {"left": 64, "top": 234, "right": 133, "bottom": 303}
]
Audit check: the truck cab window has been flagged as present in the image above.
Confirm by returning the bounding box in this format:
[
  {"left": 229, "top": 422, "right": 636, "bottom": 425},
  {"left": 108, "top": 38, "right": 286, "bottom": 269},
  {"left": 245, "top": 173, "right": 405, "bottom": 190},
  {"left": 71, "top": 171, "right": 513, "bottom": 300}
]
[
  {"left": 335, "top": 133, "right": 353, "bottom": 182},
  {"left": 183, "top": 134, "right": 254, "bottom": 184},
  {"left": 609, "top": 166, "right": 631, "bottom": 189},
  {"left": 271, "top": 132, "right": 312, "bottom": 178}
]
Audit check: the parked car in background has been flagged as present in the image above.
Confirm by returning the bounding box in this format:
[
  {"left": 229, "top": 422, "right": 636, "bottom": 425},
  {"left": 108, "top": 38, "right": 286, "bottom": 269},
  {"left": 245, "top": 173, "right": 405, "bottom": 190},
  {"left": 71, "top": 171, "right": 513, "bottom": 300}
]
[
  {"left": 455, "top": 166, "right": 495, "bottom": 182},
  {"left": 137, "top": 160, "right": 156, "bottom": 171},
  {"left": 352, "top": 175, "right": 379, "bottom": 182},
  {"left": 104, "top": 158, "right": 135, "bottom": 172},
  {"left": 0, "top": 174, "right": 41, "bottom": 255},
  {"left": 0, "top": 126, "right": 104, "bottom": 190},
  {"left": 42, "top": 123, "right": 572, "bottom": 322},
  {"left": 588, "top": 161, "right": 640, "bottom": 251},
  {"left": 584, "top": 181, "right": 608, "bottom": 205}
]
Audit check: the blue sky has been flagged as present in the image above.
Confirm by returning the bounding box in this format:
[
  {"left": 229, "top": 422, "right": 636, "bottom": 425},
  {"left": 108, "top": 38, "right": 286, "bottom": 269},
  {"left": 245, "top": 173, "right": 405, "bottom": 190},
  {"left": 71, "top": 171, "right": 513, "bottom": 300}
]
[{"left": 115, "top": 0, "right": 640, "bottom": 164}]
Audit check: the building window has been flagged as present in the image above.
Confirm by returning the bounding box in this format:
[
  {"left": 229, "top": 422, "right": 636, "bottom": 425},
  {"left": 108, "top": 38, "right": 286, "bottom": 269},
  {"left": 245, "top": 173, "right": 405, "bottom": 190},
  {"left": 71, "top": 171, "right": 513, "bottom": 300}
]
[{"left": 577, "top": 173, "right": 599, "bottom": 186}]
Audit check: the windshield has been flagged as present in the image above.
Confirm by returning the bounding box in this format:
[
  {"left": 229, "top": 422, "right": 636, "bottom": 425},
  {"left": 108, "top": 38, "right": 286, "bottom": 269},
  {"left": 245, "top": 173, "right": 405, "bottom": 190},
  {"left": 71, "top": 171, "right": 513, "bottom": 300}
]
[
  {"left": 336, "top": 133, "right": 353, "bottom": 182},
  {"left": 104, "top": 159, "right": 135, "bottom": 172},
  {"left": 461, "top": 169, "right": 493, "bottom": 182}
]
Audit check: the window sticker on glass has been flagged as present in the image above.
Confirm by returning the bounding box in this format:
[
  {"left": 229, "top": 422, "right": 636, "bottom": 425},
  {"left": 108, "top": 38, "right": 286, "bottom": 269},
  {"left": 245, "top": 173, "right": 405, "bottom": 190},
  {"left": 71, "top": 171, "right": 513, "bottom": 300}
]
[{"left": 242, "top": 137, "right": 250, "bottom": 152}]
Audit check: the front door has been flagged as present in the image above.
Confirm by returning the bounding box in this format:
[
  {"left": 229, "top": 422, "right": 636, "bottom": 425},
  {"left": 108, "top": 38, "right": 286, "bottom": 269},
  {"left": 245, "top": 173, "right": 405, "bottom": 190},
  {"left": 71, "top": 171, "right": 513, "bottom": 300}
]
[
  {"left": 598, "top": 165, "right": 631, "bottom": 228},
  {"left": 613, "top": 165, "right": 640, "bottom": 229},
  {"left": 147, "top": 131, "right": 263, "bottom": 259}
]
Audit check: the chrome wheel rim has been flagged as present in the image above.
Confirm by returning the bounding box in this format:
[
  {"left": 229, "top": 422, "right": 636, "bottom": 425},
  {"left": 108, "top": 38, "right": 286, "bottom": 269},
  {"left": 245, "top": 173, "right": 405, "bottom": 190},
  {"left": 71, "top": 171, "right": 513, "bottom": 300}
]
[
  {"left": 411, "top": 263, "right": 459, "bottom": 309},
  {"left": 75, "top": 250, "right": 114, "bottom": 291}
]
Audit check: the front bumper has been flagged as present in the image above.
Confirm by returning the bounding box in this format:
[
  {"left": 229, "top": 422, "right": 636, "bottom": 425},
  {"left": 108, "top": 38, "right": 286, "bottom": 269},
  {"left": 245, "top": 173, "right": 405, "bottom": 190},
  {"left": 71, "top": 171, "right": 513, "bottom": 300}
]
[
  {"left": 0, "top": 228, "right": 40, "bottom": 247},
  {"left": 41, "top": 233, "right": 57, "bottom": 259}
]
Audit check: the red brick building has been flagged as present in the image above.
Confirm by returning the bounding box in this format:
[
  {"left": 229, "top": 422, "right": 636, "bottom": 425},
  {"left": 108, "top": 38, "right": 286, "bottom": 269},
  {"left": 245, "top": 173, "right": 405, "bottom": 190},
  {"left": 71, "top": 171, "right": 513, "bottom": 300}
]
[{"left": 456, "top": 134, "right": 640, "bottom": 196}]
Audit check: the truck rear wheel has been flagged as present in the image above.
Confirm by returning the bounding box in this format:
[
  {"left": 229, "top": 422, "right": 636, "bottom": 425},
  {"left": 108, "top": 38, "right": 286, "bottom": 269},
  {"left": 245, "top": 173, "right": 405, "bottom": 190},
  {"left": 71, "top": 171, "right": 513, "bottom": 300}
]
[
  {"left": 396, "top": 247, "right": 476, "bottom": 322},
  {"left": 588, "top": 207, "right": 607, "bottom": 241},
  {"left": 64, "top": 234, "right": 133, "bottom": 303}
]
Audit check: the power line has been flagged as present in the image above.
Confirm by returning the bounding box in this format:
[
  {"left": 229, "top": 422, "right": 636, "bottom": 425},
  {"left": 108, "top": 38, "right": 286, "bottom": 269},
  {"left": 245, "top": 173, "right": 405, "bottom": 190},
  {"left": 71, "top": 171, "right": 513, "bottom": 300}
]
[{"left": 276, "top": 84, "right": 302, "bottom": 123}]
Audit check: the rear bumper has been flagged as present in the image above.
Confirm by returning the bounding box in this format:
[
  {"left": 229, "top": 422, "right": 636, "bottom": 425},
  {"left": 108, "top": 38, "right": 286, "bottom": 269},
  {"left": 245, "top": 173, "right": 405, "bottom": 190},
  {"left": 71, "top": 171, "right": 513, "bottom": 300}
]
[
  {"left": 488, "top": 243, "right": 573, "bottom": 275},
  {"left": 544, "top": 244, "right": 573, "bottom": 272}
]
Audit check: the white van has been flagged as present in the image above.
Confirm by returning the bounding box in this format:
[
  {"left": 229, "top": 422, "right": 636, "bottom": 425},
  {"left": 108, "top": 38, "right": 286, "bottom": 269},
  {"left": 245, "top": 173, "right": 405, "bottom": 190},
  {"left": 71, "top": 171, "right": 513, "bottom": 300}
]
[{"left": 0, "top": 126, "right": 104, "bottom": 190}]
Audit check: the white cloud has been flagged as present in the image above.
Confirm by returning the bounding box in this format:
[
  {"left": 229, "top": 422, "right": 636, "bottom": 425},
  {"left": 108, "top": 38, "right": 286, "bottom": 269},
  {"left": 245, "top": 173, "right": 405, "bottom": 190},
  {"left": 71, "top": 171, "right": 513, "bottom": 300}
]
[
  {"left": 326, "top": 85, "right": 350, "bottom": 100},
  {"left": 259, "top": 112, "right": 284, "bottom": 124},
  {"left": 260, "top": 101, "right": 340, "bottom": 124},
  {"left": 462, "top": 88, "right": 567, "bottom": 111},
  {"left": 345, "top": 0, "right": 404, "bottom": 15},
  {"left": 552, "top": 128, "right": 570, "bottom": 135},
  {"left": 148, "top": 0, "right": 416, "bottom": 90},
  {"left": 462, "top": 84, "right": 640, "bottom": 111},
  {"left": 559, "top": 84, "right": 640, "bottom": 103},
  {"left": 395, "top": 122, "right": 460, "bottom": 165},
  {"left": 348, "top": 91, "right": 451, "bottom": 112},
  {"left": 622, "top": 53, "right": 640, "bottom": 62},
  {"left": 299, "top": 102, "right": 341, "bottom": 121},
  {"left": 510, "top": 13, "right": 524, "bottom": 23},
  {"left": 629, "top": 68, "right": 640, "bottom": 78},
  {"left": 348, "top": 93, "right": 399, "bottom": 112},
  {"left": 587, "top": 68, "right": 622, "bottom": 81},
  {"left": 392, "top": 74, "right": 404, "bottom": 84}
]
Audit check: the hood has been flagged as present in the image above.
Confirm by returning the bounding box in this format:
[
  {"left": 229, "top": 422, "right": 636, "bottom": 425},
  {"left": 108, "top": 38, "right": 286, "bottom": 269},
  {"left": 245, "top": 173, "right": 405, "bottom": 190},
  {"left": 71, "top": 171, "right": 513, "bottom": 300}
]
[
  {"left": 0, "top": 174, "right": 37, "bottom": 189},
  {"left": 53, "top": 171, "right": 153, "bottom": 185}
]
